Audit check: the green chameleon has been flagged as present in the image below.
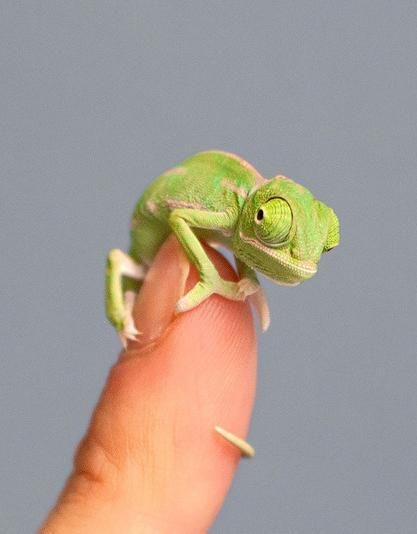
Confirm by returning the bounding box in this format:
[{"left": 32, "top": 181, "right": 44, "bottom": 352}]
[{"left": 106, "top": 150, "right": 339, "bottom": 346}]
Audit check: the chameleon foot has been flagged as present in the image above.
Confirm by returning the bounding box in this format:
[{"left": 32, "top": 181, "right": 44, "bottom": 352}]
[
  {"left": 221, "top": 278, "right": 270, "bottom": 330},
  {"left": 106, "top": 249, "right": 146, "bottom": 347},
  {"left": 118, "top": 321, "right": 140, "bottom": 349},
  {"left": 118, "top": 290, "right": 141, "bottom": 348},
  {"left": 175, "top": 281, "right": 213, "bottom": 313}
]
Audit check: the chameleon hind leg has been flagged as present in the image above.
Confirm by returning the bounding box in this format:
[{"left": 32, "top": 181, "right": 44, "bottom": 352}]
[
  {"left": 168, "top": 208, "right": 260, "bottom": 312},
  {"left": 106, "top": 249, "right": 147, "bottom": 347}
]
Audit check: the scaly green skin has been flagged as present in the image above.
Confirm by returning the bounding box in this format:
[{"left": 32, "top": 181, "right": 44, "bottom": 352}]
[{"left": 106, "top": 150, "right": 339, "bottom": 345}]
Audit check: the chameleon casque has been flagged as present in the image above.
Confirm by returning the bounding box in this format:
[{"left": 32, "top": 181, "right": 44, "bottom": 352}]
[{"left": 106, "top": 150, "right": 339, "bottom": 346}]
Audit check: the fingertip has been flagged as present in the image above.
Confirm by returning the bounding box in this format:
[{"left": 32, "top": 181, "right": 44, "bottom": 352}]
[{"left": 125, "top": 236, "right": 189, "bottom": 349}]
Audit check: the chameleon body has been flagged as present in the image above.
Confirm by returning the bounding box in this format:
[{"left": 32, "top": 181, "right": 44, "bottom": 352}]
[{"left": 106, "top": 150, "right": 339, "bottom": 345}]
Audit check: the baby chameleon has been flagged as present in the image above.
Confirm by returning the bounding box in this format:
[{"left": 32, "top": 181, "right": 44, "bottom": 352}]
[{"left": 106, "top": 150, "right": 339, "bottom": 346}]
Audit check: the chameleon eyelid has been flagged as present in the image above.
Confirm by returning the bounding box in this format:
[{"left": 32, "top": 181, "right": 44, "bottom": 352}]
[{"left": 254, "top": 196, "right": 293, "bottom": 218}]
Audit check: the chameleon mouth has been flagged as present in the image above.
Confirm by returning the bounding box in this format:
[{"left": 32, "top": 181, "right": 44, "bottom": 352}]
[{"left": 239, "top": 232, "right": 317, "bottom": 277}]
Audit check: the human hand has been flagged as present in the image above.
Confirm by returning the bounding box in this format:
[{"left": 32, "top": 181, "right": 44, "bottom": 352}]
[{"left": 40, "top": 237, "right": 257, "bottom": 533}]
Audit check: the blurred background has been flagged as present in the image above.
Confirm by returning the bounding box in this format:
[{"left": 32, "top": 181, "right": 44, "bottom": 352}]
[{"left": 1, "top": 2, "right": 416, "bottom": 532}]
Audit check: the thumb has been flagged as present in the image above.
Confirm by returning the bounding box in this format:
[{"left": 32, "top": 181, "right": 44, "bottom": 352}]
[{"left": 41, "top": 237, "right": 257, "bottom": 533}]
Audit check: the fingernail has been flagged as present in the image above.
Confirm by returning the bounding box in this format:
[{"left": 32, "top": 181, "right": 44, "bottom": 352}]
[{"left": 127, "top": 236, "right": 189, "bottom": 351}]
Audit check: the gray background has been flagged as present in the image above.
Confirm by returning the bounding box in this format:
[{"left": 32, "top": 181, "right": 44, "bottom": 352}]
[{"left": 1, "top": 1, "right": 416, "bottom": 532}]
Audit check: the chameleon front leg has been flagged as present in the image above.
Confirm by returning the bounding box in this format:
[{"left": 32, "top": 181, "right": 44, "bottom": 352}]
[
  {"left": 106, "top": 249, "right": 146, "bottom": 346},
  {"left": 168, "top": 208, "right": 258, "bottom": 312}
]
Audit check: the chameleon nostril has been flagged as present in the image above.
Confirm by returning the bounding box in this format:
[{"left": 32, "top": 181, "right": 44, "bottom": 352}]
[{"left": 256, "top": 209, "right": 264, "bottom": 221}]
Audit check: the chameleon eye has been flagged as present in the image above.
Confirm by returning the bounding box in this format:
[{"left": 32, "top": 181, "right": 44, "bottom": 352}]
[{"left": 254, "top": 197, "right": 292, "bottom": 246}]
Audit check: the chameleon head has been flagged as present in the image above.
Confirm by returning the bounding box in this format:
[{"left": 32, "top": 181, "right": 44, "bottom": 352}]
[{"left": 233, "top": 176, "right": 339, "bottom": 285}]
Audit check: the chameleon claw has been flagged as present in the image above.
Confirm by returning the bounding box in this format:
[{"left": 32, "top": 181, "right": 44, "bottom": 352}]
[
  {"left": 126, "top": 329, "right": 141, "bottom": 340},
  {"left": 175, "top": 296, "right": 190, "bottom": 313},
  {"left": 119, "top": 331, "right": 141, "bottom": 349},
  {"left": 249, "top": 286, "right": 270, "bottom": 332},
  {"left": 236, "top": 277, "right": 260, "bottom": 300},
  {"left": 118, "top": 319, "right": 141, "bottom": 348}
]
